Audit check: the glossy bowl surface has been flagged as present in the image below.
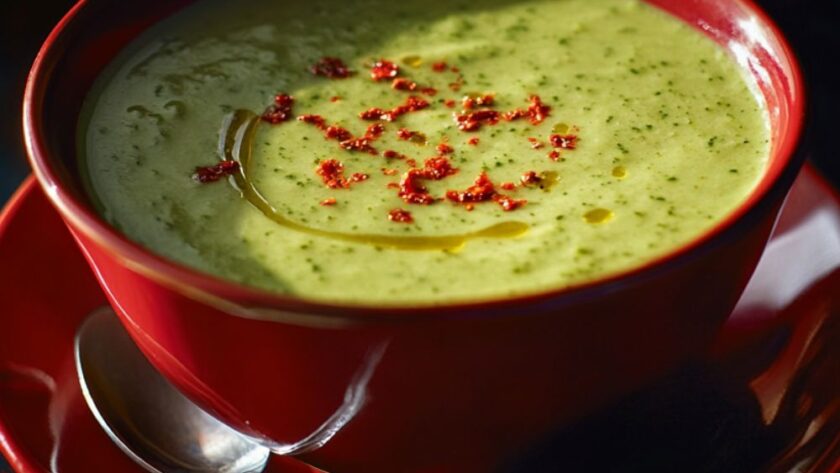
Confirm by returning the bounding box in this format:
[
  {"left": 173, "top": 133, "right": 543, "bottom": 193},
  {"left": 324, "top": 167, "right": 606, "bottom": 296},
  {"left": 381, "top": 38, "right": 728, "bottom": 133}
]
[{"left": 23, "top": 0, "right": 807, "bottom": 471}]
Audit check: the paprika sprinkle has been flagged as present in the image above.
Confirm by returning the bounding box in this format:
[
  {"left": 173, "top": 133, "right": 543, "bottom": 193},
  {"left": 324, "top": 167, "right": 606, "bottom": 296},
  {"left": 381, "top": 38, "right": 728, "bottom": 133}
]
[
  {"left": 194, "top": 160, "right": 240, "bottom": 183},
  {"left": 315, "top": 159, "right": 351, "bottom": 189},
  {"left": 503, "top": 95, "right": 551, "bottom": 125},
  {"left": 320, "top": 197, "right": 338, "bottom": 206},
  {"left": 261, "top": 93, "right": 294, "bottom": 124},
  {"left": 388, "top": 208, "right": 414, "bottom": 223},
  {"left": 310, "top": 57, "right": 353, "bottom": 79},
  {"left": 370, "top": 59, "right": 399, "bottom": 81},
  {"left": 360, "top": 96, "right": 430, "bottom": 122},
  {"left": 550, "top": 134, "right": 579, "bottom": 150}
]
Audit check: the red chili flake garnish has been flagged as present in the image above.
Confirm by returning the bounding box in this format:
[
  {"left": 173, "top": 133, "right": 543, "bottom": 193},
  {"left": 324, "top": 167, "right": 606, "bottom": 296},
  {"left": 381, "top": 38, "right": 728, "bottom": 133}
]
[
  {"left": 468, "top": 137, "right": 480, "bottom": 146},
  {"left": 397, "top": 128, "right": 413, "bottom": 140},
  {"left": 383, "top": 150, "right": 407, "bottom": 160},
  {"left": 503, "top": 95, "right": 551, "bottom": 126},
  {"left": 462, "top": 94, "right": 495, "bottom": 110},
  {"left": 396, "top": 156, "right": 459, "bottom": 205},
  {"left": 316, "top": 159, "right": 350, "bottom": 189},
  {"left": 391, "top": 78, "right": 436, "bottom": 96},
  {"left": 340, "top": 137, "right": 378, "bottom": 154},
  {"left": 521, "top": 171, "right": 542, "bottom": 186},
  {"left": 446, "top": 172, "right": 526, "bottom": 211},
  {"left": 359, "top": 96, "right": 430, "bottom": 122},
  {"left": 320, "top": 197, "right": 338, "bottom": 206},
  {"left": 451, "top": 66, "right": 461, "bottom": 73},
  {"left": 299, "top": 115, "right": 386, "bottom": 155},
  {"left": 455, "top": 109, "right": 501, "bottom": 132},
  {"left": 366, "top": 123, "right": 386, "bottom": 139},
  {"left": 342, "top": 138, "right": 376, "bottom": 154},
  {"left": 422, "top": 156, "right": 458, "bottom": 180},
  {"left": 398, "top": 169, "right": 436, "bottom": 205},
  {"left": 360, "top": 110, "right": 387, "bottom": 121},
  {"left": 386, "top": 182, "right": 400, "bottom": 190},
  {"left": 325, "top": 125, "right": 353, "bottom": 142},
  {"left": 382, "top": 168, "right": 399, "bottom": 176},
  {"left": 494, "top": 194, "right": 527, "bottom": 211},
  {"left": 297, "top": 114, "right": 328, "bottom": 130},
  {"left": 315, "top": 160, "right": 370, "bottom": 188},
  {"left": 528, "top": 95, "right": 551, "bottom": 125},
  {"left": 261, "top": 93, "right": 294, "bottom": 124},
  {"left": 389, "top": 208, "right": 414, "bottom": 223},
  {"left": 338, "top": 123, "right": 387, "bottom": 155},
  {"left": 550, "top": 134, "right": 579, "bottom": 150},
  {"left": 360, "top": 108, "right": 387, "bottom": 121},
  {"left": 548, "top": 150, "right": 561, "bottom": 161},
  {"left": 370, "top": 59, "right": 399, "bottom": 81},
  {"left": 432, "top": 62, "right": 448, "bottom": 72},
  {"left": 330, "top": 96, "right": 342, "bottom": 103},
  {"left": 396, "top": 128, "right": 427, "bottom": 144},
  {"left": 446, "top": 172, "right": 497, "bottom": 205},
  {"left": 500, "top": 182, "right": 516, "bottom": 191},
  {"left": 310, "top": 57, "right": 353, "bottom": 79},
  {"left": 436, "top": 143, "right": 454, "bottom": 155},
  {"left": 403, "top": 96, "right": 431, "bottom": 112},
  {"left": 527, "top": 137, "right": 545, "bottom": 149},
  {"left": 387, "top": 96, "right": 431, "bottom": 120},
  {"left": 406, "top": 158, "right": 418, "bottom": 168},
  {"left": 444, "top": 99, "right": 457, "bottom": 109},
  {"left": 392, "top": 77, "right": 417, "bottom": 91},
  {"left": 194, "top": 160, "right": 240, "bottom": 183}
]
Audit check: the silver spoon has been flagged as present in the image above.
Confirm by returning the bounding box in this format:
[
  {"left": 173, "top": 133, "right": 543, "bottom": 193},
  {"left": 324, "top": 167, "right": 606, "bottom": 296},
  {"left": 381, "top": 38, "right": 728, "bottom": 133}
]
[{"left": 75, "top": 307, "right": 270, "bottom": 473}]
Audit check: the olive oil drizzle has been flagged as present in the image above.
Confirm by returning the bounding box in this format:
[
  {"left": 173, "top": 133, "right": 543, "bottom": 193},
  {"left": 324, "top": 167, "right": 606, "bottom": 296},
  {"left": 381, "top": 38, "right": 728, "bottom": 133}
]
[{"left": 220, "top": 110, "right": 529, "bottom": 251}]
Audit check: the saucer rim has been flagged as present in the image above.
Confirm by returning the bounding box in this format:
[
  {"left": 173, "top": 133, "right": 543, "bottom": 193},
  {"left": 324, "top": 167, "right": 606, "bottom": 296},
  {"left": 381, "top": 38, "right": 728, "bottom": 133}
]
[{"left": 0, "top": 177, "right": 56, "bottom": 473}]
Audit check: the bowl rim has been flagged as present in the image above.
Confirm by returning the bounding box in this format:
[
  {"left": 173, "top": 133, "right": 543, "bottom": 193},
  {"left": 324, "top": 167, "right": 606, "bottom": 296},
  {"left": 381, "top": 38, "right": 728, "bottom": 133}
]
[{"left": 23, "top": 0, "right": 808, "bottom": 321}]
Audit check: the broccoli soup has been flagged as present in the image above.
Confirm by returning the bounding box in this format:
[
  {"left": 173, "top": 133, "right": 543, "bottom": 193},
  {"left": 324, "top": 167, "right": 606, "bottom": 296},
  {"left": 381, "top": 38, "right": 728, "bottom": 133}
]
[{"left": 80, "top": 0, "right": 769, "bottom": 304}]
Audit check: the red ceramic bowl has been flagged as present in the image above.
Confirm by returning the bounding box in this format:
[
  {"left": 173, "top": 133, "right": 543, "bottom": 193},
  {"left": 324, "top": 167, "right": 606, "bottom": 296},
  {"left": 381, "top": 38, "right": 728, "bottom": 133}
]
[{"left": 23, "top": 1, "right": 806, "bottom": 472}]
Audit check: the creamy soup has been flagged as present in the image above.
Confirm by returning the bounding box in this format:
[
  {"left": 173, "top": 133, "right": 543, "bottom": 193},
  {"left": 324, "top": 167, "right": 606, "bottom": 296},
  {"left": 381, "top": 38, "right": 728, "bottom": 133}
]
[{"left": 80, "top": 0, "right": 769, "bottom": 304}]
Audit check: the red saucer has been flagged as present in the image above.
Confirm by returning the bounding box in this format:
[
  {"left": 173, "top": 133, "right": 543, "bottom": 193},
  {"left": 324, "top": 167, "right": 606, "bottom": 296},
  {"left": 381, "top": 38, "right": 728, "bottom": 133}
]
[{"left": 0, "top": 165, "right": 838, "bottom": 473}]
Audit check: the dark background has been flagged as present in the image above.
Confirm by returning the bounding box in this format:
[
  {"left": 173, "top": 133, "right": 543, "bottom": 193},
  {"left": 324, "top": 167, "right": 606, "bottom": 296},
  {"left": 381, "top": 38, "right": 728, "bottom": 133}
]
[{"left": 0, "top": 1, "right": 838, "bottom": 472}]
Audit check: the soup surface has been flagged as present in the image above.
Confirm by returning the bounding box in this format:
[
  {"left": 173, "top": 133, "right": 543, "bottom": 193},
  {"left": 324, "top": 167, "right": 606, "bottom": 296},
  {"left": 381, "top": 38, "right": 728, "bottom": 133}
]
[{"left": 80, "top": 0, "right": 769, "bottom": 304}]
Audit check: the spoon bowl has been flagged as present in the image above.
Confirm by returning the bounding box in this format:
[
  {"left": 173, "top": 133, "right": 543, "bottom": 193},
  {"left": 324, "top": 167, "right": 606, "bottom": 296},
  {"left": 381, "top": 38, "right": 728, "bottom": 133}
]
[{"left": 75, "top": 307, "right": 271, "bottom": 473}]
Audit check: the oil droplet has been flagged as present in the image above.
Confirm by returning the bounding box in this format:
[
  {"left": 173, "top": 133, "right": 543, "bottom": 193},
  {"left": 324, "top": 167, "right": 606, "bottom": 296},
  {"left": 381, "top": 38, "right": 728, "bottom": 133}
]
[
  {"left": 538, "top": 171, "right": 560, "bottom": 191},
  {"left": 584, "top": 208, "right": 614, "bottom": 224},
  {"left": 612, "top": 166, "right": 627, "bottom": 179},
  {"left": 552, "top": 123, "right": 570, "bottom": 134},
  {"left": 402, "top": 55, "right": 423, "bottom": 68},
  {"left": 409, "top": 132, "right": 428, "bottom": 145}
]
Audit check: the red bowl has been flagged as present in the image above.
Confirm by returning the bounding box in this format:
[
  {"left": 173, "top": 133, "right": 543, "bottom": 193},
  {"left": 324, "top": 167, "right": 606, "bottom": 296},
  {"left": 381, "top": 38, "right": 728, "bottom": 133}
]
[{"left": 23, "top": 1, "right": 806, "bottom": 471}]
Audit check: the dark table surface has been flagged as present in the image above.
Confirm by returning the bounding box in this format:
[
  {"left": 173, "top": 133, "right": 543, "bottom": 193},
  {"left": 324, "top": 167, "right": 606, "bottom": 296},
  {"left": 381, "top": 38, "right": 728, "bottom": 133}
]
[{"left": 0, "top": 1, "right": 838, "bottom": 472}]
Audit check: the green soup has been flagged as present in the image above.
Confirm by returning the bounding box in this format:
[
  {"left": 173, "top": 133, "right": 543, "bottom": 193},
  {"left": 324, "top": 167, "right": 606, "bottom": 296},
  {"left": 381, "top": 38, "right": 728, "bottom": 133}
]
[{"left": 80, "top": 0, "right": 769, "bottom": 304}]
